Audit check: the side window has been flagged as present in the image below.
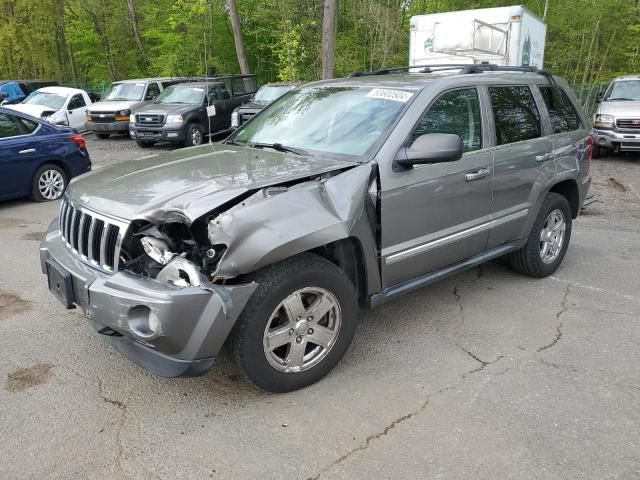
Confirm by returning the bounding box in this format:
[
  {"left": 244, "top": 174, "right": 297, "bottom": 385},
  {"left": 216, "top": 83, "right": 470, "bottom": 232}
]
[
  {"left": 219, "top": 86, "right": 231, "bottom": 100},
  {"left": 539, "top": 86, "right": 581, "bottom": 133},
  {"left": 208, "top": 87, "right": 220, "bottom": 103},
  {"left": 17, "top": 117, "right": 38, "bottom": 133},
  {"left": 489, "top": 86, "right": 541, "bottom": 145},
  {"left": 68, "top": 94, "right": 86, "bottom": 110},
  {"left": 145, "top": 83, "right": 160, "bottom": 100},
  {"left": 0, "top": 114, "right": 22, "bottom": 138},
  {"left": 412, "top": 88, "right": 482, "bottom": 152}
]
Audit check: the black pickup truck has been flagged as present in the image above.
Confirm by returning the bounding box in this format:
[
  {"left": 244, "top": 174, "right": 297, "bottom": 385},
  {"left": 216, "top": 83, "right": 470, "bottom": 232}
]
[
  {"left": 230, "top": 82, "right": 300, "bottom": 129},
  {"left": 130, "top": 75, "right": 257, "bottom": 147}
]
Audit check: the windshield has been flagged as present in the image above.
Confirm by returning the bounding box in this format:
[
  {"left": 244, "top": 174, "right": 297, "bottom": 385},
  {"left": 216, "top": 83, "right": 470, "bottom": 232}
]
[
  {"left": 232, "top": 86, "right": 413, "bottom": 158},
  {"left": 105, "top": 83, "right": 145, "bottom": 101},
  {"left": 253, "top": 85, "right": 296, "bottom": 105},
  {"left": 155, "top": 85, "right": 204, "bottom": 104},
  {"left": 605, "top": 80, "right": 640, "bottom": 101},
  {"left": 23, "top": 91, "right": 66, "bottom": 109}
]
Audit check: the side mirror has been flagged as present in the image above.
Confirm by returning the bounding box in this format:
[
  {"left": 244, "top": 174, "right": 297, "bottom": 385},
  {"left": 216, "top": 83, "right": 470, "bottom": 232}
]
[
  {"left": 395, "top": 133, "right": 464, "bottom": 168},
  {"left": 596, "top": 92, "right": 604, "bottom": 103}
]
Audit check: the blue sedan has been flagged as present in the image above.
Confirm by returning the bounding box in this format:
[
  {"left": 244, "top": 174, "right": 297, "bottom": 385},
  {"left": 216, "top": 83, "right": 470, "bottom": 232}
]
[{"left": 0, "top": 107, "right": 91, "bottom": 202}]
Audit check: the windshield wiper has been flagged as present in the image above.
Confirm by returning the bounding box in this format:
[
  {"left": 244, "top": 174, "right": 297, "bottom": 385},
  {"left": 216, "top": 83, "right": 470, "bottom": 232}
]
[
  {"left": 607, "top": 97, "right": 636, "bottom": 101},
  {"left": 249, "top": 142, "right": 308, "bottom": 156},
  {"left": 223, "top": 139, "right": 245, "bottom": 146}
]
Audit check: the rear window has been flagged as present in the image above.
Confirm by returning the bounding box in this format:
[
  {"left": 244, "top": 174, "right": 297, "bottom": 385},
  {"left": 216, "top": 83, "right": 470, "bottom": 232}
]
[
  {"left": 539, "top": 86, "right": 581, "bottom": 133},
  {"left": 489, "top": 86, "right": 541, "bottom": 145}
]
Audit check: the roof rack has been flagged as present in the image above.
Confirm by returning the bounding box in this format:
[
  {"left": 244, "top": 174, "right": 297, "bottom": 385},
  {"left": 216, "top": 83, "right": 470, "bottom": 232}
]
[{"left": 350, "top": 63, "right": 556, "bottom": 85}]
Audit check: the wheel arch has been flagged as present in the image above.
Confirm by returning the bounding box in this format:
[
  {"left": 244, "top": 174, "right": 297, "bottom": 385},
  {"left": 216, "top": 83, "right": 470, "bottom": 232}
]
[{"left": 548, "top": 179, "right": 580, "bottom": 218}]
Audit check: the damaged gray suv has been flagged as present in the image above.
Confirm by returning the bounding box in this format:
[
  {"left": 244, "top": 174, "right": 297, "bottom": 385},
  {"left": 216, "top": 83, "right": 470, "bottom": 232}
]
[{"left": 41, "top": 65, "right": 592, "bottom": 392}]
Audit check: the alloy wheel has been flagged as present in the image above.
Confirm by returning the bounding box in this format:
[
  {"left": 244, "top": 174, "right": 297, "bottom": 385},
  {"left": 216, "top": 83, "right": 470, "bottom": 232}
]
[
  {"left": 263, "top": 287, "right": 341, "bottom": 373},
  {"left": 38, "top": 169, "right": 65, "bottom": 200},
  {"left": 539, "top": 209, "right": 566, "bottom": 264}
]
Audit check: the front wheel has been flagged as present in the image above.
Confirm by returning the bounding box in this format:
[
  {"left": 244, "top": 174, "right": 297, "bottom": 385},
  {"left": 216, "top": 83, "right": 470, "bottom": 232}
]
[
  {"left": 32, "top": 164, "right": 67, "bottom": 202},
  {"left": 184, "top": 123, "right": 203, "bottom": 147},
  {"left": 229, "top": 253, "right": 359, "bottom": 392},
  {"left": 508, "top": 192, "right": 572, "bottom": 277}
]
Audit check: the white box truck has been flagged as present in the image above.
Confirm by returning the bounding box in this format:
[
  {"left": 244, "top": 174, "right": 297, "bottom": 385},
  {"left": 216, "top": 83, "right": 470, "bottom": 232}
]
[{"left": 409, "top": 5, "right": 546, "bottom": 68}]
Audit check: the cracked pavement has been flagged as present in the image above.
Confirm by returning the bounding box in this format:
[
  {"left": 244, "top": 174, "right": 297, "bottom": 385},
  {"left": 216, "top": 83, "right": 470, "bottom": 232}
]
[{"left": 1, "top": 141, "right": 639, "bottom": 480}]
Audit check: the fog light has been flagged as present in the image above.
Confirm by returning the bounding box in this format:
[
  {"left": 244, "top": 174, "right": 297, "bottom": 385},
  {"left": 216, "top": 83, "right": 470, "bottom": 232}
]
[
  {"left": 167, "top": 132, "right": 178, "bottom": 138},
  {"left": 148, "top": 310, "right": 161, "bottom": 334},
  {"left": 599, "top": 138, "right": 606, "bottom": 144}
]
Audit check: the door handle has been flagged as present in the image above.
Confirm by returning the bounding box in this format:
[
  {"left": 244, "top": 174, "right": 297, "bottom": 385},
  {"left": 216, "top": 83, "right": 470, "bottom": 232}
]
[
  {"left": 465, "top": 168, "right": 491, "bottom": 182},
  {"left": 536, "top": 153, "right": 554, "bottom": 163},
  {"left": 19, "top": 148, "right": 36, "bottom": 154}
]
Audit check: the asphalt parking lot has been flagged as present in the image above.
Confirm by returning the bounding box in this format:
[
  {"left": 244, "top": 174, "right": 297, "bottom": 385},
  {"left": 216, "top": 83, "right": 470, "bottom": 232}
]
[{"left": 1, "top": 134, "right": 639, "bottom": 479}]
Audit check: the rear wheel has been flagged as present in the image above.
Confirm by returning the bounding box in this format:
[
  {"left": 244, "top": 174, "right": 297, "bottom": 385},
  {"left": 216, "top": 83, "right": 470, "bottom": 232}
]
[
  {"left": 95, "top": 133, "right": 109, "bottom": 139},
  {"left": 184, "top": 123, "right": 203, "bottom": 147},
  {"left": 32, "top": 164, "right": 67, "bottom": 202},
  {"left": 508, "top": 192, "right": 572, "bottom": 277},
  {"left": 229, "top": 253, "right": 359, "bottom": 392}
]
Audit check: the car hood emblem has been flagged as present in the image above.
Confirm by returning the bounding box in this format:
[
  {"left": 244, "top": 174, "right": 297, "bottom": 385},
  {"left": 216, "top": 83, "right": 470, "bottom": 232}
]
[{"left": 79, "top": 193, "right": 91, "bottom": 203}]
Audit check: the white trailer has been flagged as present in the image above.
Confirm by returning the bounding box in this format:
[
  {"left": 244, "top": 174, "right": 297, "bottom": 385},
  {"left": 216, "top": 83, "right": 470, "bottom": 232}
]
[{"left": 409, "top": 5, "right": 546, "bottom": 68}]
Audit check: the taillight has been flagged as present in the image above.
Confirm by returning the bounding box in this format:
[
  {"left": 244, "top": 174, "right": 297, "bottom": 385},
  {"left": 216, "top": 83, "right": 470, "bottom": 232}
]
[{"left": 69, "top": 134, "right": 86, "bottom": 150}]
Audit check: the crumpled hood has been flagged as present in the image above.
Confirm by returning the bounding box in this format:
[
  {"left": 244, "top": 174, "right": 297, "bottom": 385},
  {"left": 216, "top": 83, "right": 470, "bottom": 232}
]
[
  {"left": 596, "top": 101, "right": 640, "bottom": 117},
  {"left": 88, "top": 100, "right": 143, "bottom": 112},
  {"left": 66, "top": 143, "right": 355, "bottom": 223},
  {"left": 5, "top": 103, "right": 57, "bottom": 117}
]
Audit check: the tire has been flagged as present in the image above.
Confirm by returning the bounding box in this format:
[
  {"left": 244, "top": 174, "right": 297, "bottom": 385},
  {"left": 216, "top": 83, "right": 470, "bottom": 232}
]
[
  {"left": 229, "top": 253, "right": 359, "bottom": 393},
  {"left": 184, "top": 123, "right": 203, "bottom": 147},
  {"left": 31, "top": 164, "right": 67, "bottom": 202},
  {"left": 136, "top": 140, "right": 155, "bottom": 148},
  {"left": 508, "top": 192, "right": 572, "bottom": 278},
  {"left": 591, "top": 143, "right": 603, "bottom": 158},
  {"left": 95, "top": 133, "right": 109, "bottom": 139}
]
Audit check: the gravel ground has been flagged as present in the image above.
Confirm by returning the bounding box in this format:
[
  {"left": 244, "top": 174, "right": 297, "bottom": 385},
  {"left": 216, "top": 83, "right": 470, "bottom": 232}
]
[{"left": 0, "top": 139, "right": 639, "bottom": 479}]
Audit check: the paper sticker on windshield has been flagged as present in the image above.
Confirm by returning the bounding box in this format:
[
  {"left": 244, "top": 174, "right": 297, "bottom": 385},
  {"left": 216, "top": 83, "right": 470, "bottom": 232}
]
[
  {"left": 136, "top": 83, "right": 145, "bottom": 86},
  {"left": 193, "top": 88, "right": 204, "bottom": 92},
  {"left": 206, "top": 105, "right": 216, "bottom": 116},
  {"left": 366, "top": 88, "right": 413, "bottom": 103}
]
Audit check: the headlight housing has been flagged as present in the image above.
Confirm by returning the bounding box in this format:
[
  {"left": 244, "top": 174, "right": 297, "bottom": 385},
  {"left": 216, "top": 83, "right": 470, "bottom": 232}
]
[
  {"left": 140, "top": 236, "right": 175, "bottom": 265},
  {"left": 116, "top": 109, "right": 131, "bottom": 120},
  {"left": 231, "top": 111, "right": 239, "bottom": 127},
  {"left": 594, "top": 113, "right": 614, "bottom": 128},
  {"left": 166, "top": 114, "right": 184, "bottom": 124}
]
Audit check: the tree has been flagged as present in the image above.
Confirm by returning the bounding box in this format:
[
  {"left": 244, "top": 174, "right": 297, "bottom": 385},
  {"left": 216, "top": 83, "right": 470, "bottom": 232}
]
[
  {"left": 321, "top": 0, "right": 337, "bottom": 79},
  {"left": 227, "top": 0, "right": 250, "bottom": 74}
]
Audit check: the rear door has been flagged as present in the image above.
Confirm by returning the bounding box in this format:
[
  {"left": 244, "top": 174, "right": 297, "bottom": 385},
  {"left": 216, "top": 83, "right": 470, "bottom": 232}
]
[
  {"left": 486, "top": 84, "right": 555, "bottom": 248},
  {"left": 538, "top": 83, "right": 590, "bottom": 181},
  {"left": 380, "top": 86, "right": 494, "bottom": 287},
  {"left": 0, "top": 113, "right": 45, "bottom": 199}
]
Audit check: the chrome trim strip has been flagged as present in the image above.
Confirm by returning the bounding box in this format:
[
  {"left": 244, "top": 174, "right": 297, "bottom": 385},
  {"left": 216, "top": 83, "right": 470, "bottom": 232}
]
[{"left": 385, "top": 209, "right": 529, "bottom": 265}]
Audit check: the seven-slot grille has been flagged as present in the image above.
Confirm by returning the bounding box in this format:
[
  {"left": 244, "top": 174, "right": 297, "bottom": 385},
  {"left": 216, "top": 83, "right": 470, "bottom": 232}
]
[
  {"left": 59, "top": 198, "right": 128, "bottom": 272},
  {"left": 136, "top": 113, "right": 165, "bottom": 126},
  {"left": 616, "top": 119, "right": 640, "bottom": 130},
  {"left": 240, "top": 112, "right": 256, "bottom": 124}
]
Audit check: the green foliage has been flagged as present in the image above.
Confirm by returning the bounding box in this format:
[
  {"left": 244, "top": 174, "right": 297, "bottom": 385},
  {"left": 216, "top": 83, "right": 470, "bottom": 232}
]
[{"left": 0, "top": 0, "right": 638, "bottom": 90}]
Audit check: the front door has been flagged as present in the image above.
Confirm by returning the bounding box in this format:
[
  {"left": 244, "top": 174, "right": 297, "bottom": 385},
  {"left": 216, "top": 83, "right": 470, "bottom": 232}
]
[
  {"left": 380, "top": 87, "right": 494, "bottom": 287},
  {"left": 65, "top": 94, "right": 87, "bottom": 130},
  {"left": 485, "top": 85, "right": 555, "bottom": 248}
]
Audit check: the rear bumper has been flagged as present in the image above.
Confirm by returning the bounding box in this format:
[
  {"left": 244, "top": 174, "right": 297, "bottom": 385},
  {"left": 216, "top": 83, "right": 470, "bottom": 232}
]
[
  {"left": 40, "top": 220, "right": 257, "bottom": 377},
  {"left": 592, "top": 128, "right": 640, "bottom": 151},
  {"left": 87, "top": 120, "right": 130, "bottom": 133},
  {"left": 130, "top": 125, "right": 186, "bottom": 142}
]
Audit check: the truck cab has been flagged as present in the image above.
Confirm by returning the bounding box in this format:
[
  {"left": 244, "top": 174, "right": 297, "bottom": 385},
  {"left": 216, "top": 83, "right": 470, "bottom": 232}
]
[
  {"left": 592, "top": 75, "right": 640, "bottom": 157},
  {"left": 130, "top": 76, "right": 257, "bottom": 147}
]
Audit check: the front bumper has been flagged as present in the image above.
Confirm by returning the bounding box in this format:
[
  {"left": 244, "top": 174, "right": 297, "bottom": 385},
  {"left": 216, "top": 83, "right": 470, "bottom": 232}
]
[
  {"left": 87, "top": 120, "right": 130, "bottom": 133},
  {"left": 592, "top": 128, "right": 640, "bottom": 151},
  {"left": 130, "top": 125, "right": 185, "bottom": 142},
  {"left": 40, "top": 220, "right": 256, "bottom": 377}
]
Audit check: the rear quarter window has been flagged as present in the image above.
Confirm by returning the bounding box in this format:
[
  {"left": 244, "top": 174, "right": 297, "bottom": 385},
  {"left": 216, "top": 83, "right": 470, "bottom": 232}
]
[
  {"left": 539, "top": 86, "right": 581, "bottom": 133},
  {"left": 488, "top": 86, "right": 541, "bottom": 145}
]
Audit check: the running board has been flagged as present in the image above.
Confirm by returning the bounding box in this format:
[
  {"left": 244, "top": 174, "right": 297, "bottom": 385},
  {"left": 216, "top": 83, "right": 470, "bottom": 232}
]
[{"left": 369, "top": 242, "right": 521, "bottom": 308}]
